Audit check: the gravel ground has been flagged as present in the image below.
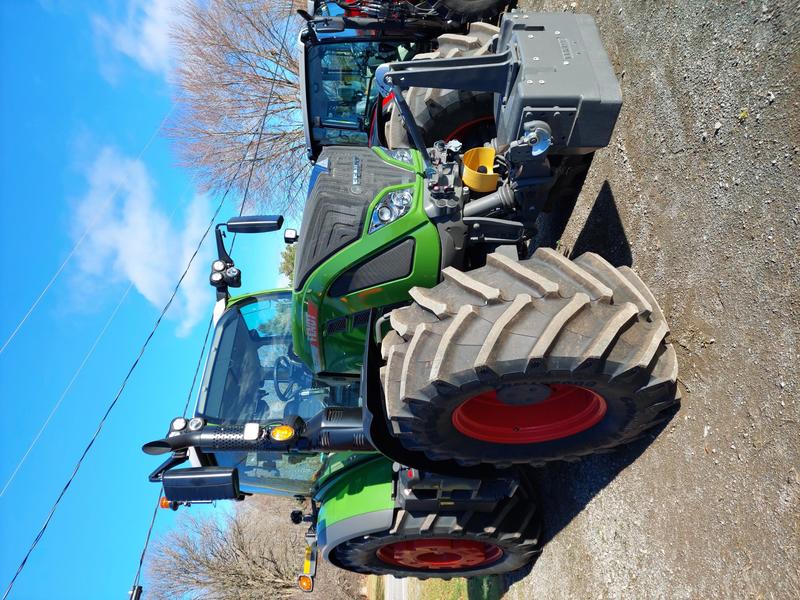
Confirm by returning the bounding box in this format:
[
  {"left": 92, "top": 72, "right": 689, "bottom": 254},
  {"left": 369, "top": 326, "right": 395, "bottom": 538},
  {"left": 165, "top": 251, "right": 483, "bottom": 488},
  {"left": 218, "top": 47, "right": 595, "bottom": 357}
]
[{"left": 500, "top": 1, "right": 800, "bottom": 598}]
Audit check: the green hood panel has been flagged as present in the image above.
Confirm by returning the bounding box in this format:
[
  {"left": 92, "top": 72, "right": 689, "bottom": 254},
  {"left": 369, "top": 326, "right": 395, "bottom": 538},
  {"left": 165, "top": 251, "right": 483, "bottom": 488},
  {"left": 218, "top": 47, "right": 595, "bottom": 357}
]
[
  {"left": 292, "top": 147, "right": 441, "bottom": 375},
  {"left": 293, "top": 146, "right": 416, "bottom": 292}
]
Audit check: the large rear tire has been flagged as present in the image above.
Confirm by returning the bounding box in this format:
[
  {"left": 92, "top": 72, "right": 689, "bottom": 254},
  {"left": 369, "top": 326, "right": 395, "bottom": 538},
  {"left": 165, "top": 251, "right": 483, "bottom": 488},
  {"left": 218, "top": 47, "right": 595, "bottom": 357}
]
[
  {"left": 380, "top": 248, "right": 680, "bottom": 467},
  {"left": 331, "top": 471, "right": 540, "bottom": 578},
  {"left": 386, "top": 23, "right": 499, "bottom": 150}
]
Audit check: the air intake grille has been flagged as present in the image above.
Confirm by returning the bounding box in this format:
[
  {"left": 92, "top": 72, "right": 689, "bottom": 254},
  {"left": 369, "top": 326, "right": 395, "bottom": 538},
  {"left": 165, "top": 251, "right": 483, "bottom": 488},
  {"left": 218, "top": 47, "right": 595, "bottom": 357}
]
[
  {"left": 328, "top": 238, "right": 416, "bottom": 297},
  {"left": 352, "top": 433, "right": 370, "bottom": 449},
  {"left": 326, "top": 408, "right": 345, "bottom": 422},
  {"left": 352, "top": 310, "right": 371, "bottom": 329},
  {"left": 325, "top": 316, "right": 348, "bottom": 334}
]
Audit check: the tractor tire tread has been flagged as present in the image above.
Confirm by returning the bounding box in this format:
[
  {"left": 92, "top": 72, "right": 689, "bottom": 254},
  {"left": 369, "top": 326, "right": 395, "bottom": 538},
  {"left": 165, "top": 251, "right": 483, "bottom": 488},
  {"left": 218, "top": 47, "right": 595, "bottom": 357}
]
[
  {"left": 380, "top": 250, "right": 680, "bottom": 466},
  {"left": 387, "top": 24, "right": 500, "bottom": 149}
]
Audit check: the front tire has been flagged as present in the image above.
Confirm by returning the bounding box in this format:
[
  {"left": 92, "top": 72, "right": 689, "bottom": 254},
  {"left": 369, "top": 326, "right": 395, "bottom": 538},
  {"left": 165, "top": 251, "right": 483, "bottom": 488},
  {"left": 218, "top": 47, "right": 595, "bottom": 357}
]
[
  {"left": 380, "top": 248, "right": 680, "bottom": 467},
  {"left": 331, "top": 472, "right": 540, "bottom": 578}
]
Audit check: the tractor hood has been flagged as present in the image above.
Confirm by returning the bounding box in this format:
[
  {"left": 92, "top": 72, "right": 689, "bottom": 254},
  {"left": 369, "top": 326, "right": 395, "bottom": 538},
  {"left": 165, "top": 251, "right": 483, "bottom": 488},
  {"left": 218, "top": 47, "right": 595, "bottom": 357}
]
[
  {"left": 294, "top": 147, "right": 415, "bottom": 290},
  {"left": 291, "top": 146, "right": 441, "bottom": 375}
]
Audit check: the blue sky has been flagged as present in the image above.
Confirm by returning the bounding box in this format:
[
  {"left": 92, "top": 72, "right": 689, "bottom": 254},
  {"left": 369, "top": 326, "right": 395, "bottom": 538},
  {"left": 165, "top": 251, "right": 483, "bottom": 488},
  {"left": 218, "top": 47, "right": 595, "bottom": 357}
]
[{"left": 0, "top": 2, "right": 290, "bottom": 598}]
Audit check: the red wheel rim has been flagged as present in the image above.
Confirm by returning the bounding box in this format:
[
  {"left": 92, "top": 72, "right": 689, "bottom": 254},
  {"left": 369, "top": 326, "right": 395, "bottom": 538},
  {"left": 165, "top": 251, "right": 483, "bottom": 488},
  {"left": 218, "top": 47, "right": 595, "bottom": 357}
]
[
  {"left": 452, "top": 384, "right": 607, "bottom": 444},
  {"left": 376, "top": 538, "right": 503, "bottom": 570}
]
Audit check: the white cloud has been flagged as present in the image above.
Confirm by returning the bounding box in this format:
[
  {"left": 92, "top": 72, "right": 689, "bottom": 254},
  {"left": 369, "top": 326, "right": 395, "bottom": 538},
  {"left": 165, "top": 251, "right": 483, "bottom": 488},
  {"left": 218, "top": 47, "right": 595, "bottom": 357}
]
[
  {"left": 176, "top": 193, "right": 212, "bottom": 336},
  {"left": 73, "top": 147, "right": 213, "bottom": 335},
  {"left": 92, "top": 0, "right": 183, "bottom": 79}
]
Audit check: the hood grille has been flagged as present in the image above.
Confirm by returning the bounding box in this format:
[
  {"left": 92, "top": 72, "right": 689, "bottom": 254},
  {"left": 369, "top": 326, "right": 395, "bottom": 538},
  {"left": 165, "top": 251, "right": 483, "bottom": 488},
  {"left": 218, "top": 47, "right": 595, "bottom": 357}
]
[{"left": 294, "top": 147, "right": 415, "bottom": 290}]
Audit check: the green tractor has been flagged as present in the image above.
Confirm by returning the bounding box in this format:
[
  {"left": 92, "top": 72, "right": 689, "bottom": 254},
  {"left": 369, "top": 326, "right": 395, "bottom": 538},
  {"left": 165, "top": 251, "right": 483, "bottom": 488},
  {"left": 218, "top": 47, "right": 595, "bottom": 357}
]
[{"left": 143, "top": 11, "right": 679, "bottom": 588}]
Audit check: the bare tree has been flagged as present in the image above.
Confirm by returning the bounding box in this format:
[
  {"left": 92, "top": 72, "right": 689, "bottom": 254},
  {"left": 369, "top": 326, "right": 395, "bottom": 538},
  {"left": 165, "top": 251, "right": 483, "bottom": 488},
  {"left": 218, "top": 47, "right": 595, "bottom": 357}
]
[
  {"left": 147, "top": 499, "right": 300, "bottom": 600},
  {"left": 170, "top": 0, "right": 308, "bottom": 215},
  {"left": 279, "top": 244, "right": 296, "bottom": 285},
  {"left": 146, "top": 496, "right": 365, "bottom": 600}
]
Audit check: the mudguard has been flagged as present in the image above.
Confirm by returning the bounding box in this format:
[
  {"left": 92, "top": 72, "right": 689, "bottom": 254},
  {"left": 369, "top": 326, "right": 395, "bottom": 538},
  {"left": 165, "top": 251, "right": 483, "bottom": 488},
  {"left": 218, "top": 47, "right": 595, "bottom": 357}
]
[
  {"left": 314, "top": 455, "right": 395, "bottom": 560},
  {"left": 359, "top": 312, "right": 500, "bottom": 479}
]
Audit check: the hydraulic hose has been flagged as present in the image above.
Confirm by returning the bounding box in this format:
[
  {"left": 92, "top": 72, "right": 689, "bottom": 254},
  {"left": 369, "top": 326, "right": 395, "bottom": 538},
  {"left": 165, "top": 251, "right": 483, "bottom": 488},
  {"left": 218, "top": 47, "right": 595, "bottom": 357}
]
[{"left": 462, "top": 184, "right": 516, "bottom": 217}]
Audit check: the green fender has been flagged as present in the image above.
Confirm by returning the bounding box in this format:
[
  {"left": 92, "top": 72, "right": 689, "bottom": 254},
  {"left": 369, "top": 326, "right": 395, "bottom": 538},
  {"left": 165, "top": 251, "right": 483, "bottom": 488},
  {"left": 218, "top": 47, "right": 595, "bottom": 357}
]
[
  {"left": 314, "top": 454, "right": 396, "bottom": 560},
  {"left": 292, "top": 147, "right": 442, "bottom": 375}
]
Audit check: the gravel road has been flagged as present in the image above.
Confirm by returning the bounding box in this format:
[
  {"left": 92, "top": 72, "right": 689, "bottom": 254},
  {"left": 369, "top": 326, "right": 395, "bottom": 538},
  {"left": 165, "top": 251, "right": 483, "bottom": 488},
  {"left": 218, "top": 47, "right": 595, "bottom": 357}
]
[{"left": 501, "top": 1, "right": 800, "bottom": 598}]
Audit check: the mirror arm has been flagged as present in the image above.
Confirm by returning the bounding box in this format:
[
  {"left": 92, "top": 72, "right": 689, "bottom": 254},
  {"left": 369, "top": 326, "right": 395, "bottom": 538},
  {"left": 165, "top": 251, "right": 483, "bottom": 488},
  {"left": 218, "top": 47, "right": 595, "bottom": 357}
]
[
  {"left": 214, "top": 224, "right": 234, "bottom": 265},
  {"left": 148, "top": 449, "right": 189, "bottom": 483}
]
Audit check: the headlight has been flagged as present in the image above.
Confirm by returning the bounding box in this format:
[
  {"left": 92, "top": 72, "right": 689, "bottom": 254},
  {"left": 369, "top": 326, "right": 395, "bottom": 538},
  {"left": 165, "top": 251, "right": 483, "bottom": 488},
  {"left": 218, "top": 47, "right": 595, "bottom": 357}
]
[
  {"left": 384, "top": 148, "right": 414, "bottom": 164},
  {"left": 369, "top": 189, "right": 414, "bottom": 234}
]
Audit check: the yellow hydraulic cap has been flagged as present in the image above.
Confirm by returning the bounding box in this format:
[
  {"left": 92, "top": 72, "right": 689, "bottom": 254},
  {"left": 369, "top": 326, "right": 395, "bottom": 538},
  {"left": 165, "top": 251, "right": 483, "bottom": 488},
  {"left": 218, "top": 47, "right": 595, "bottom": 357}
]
[{"left": 462, "top": 147, "right": 499, "bottom": 193}]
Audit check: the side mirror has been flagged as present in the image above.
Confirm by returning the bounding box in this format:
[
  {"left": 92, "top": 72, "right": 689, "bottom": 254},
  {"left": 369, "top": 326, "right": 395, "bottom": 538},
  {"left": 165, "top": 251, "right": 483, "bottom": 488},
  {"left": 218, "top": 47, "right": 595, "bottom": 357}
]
[
  {"left": 226, "top": 215, "right": 284, "bottom": 234},
  {"left": 162, "top": 467, "right": 242, "bottom": 502},
  {"left": 142, "top": 440, "right": 172, "bottom": 456},
  {"left": 284, "top": 229, "right": 299, "bottom": 244},
  {"left": 211, "top": 215, "right": 284, "bottom": 299}
]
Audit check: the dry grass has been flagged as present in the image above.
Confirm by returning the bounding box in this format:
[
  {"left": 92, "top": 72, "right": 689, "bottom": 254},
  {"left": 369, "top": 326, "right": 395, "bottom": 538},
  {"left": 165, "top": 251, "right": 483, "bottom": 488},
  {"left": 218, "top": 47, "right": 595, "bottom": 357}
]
[{"left": 412, "top": 576, "right": 505, "bottom": 600}]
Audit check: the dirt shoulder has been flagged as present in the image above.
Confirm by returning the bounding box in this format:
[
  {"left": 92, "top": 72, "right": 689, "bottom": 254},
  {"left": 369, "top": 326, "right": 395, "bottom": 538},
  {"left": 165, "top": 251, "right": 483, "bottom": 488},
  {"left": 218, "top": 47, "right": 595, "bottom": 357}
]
[{"left": 504, "top": 1, "right": 799, "bottom": 598}]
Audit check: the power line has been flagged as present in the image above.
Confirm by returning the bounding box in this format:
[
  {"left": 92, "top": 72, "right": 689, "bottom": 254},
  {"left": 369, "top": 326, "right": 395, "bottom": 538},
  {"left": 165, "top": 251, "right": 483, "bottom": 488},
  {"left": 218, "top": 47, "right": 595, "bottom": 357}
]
[
  {"left": 230, "top": 0, "right": 294, "bottom": 252},
  {"left": 229, "top": 105, "right": 269, "bottom": 252},
  {"left": 181, "top": 316, "right": 215, "bottom": 420},
  {"left": 0, "top": 283, "right": 134, "bottom": 498},
  {"left": 129, "top": 313, "right": 214, "bottom": 593},
  {"left": 2, "top": 21, "right": 294, "bottom": 580},
  {"left": 129, "top": 486, "right": 163, "bottom": 594},
  {"left": 0, "top": 180, "right": 195, "bottom": 498},
  {"left": 0, "top": 106, "right": 174, "bottom": 358},
  {"left": 127, "top": 7, "right": 297, "bottom": 596},
  {"left": 1, "top": 131, "right": 257, "bottom": 600}
]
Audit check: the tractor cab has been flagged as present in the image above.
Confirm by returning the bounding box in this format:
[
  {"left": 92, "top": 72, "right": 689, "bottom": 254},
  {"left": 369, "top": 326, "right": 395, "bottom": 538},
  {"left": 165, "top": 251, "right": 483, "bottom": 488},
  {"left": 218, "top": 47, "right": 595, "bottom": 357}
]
[
  {"left": 141, "top": 215, "right": 370, "bottom": 505},
  {"left": 194, "top": 290, "right": 361, "bottom": 496}
]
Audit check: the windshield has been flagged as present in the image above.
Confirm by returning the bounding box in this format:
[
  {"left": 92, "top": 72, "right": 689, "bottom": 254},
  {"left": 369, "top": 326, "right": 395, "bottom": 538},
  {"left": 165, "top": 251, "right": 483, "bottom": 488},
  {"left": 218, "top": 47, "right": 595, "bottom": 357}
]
[
  {"left": 215, "top": 450, "right": 326, "bottom": 497},
  {"left": 196, "top": 292, "right": 360, "bottom": 495},
  {"left": 306, "top": 40, "right": 427, "bottom": 147}
]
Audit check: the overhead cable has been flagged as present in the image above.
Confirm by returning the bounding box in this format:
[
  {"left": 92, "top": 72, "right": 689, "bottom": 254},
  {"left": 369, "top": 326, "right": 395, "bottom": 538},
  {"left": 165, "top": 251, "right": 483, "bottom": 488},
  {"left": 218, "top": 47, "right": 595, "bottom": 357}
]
[{"left": 0, "top": 106, "right": 174, "bottom": 357}]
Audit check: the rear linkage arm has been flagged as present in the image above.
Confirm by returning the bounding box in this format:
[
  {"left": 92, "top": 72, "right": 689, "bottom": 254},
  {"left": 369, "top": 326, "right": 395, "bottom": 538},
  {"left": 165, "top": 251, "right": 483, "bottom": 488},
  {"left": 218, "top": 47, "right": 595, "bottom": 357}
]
[
  {"left": 376, "top": 11, "right": 621, "bottom": 228},
  {"left": 375, "top": 49, "right": 517, "bottom": 177}
]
